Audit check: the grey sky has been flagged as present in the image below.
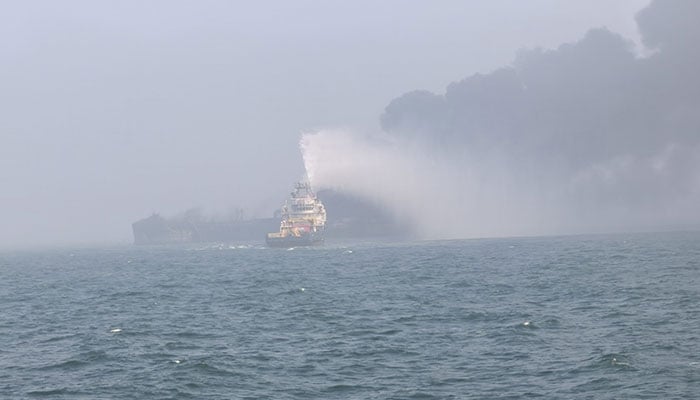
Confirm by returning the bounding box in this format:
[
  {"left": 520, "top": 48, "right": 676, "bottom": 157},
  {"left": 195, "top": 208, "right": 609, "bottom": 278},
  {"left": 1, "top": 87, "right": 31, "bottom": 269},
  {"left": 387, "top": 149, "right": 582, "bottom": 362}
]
[{"left": 1, "top": 1, "right": 648, "bottom": 247}]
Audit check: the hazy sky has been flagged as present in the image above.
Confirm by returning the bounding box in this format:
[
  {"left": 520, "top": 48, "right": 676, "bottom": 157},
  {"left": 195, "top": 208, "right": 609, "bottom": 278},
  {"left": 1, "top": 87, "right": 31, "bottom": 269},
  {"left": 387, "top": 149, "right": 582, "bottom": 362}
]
[{"left": 1, "top": 1, "right": 649, "bottom": 247}]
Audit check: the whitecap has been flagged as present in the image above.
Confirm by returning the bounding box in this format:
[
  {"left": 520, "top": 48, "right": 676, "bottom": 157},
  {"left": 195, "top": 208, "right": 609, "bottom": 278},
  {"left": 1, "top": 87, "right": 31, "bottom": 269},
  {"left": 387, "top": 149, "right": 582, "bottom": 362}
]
[
  {"left": 109, "top": 328, "right": 122, "bottom": 333},
  {"left": 611, "top": 357, "right": 630, "bottom": 366}
]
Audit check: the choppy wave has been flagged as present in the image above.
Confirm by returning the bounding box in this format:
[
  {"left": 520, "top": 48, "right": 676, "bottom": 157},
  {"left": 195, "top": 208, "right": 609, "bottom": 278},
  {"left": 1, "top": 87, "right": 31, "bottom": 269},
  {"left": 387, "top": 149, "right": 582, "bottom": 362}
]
[{"left": 1, "top": 232, "right": 699, "bottom": 398}]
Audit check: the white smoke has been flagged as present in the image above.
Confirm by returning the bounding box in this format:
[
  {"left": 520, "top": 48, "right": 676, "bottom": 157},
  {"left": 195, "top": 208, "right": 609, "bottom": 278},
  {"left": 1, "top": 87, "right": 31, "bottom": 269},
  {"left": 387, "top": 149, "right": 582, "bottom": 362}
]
[
  {"left": 300, "top": 128, "right": 700, "bottom": 239},
  {"left": 300, "top": 129, "right": 570, "bottom": 239}
]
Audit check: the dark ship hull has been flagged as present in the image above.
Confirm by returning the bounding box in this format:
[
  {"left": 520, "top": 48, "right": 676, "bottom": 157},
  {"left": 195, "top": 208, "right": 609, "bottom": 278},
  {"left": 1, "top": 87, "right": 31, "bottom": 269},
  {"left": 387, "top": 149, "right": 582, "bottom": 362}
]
[
  {"left": 132, "top": 214, "right": 278, "bottom": 245},
  {"left": 132, "top": 189, "right": 407, "bottom": 245}
]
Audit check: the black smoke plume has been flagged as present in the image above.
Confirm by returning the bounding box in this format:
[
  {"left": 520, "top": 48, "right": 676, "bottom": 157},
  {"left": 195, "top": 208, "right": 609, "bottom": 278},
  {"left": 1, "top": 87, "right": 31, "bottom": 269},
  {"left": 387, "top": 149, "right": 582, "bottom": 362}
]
[{"left": 303, "top": 0, "right": 700, "bottom": 238}]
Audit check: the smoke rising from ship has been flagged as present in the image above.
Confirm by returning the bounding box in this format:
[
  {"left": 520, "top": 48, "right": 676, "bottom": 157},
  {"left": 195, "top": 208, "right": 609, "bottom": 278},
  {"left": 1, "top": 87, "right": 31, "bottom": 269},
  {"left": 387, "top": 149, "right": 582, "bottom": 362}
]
[
  {"left": 301, "top": 129, "right": 573, "bottom": 238},
  {"left": 0, "top": 1, "right": 685, "bottom": 247},
  {"left": 301, "top": 0, "right": 700, "bottom": 239}
]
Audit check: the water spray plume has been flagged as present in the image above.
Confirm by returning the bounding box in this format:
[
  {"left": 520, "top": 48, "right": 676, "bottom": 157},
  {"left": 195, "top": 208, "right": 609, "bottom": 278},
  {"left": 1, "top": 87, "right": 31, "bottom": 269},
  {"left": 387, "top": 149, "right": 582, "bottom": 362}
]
[{"left": 299, "top": 130, "right": 544, "bottom": 239}]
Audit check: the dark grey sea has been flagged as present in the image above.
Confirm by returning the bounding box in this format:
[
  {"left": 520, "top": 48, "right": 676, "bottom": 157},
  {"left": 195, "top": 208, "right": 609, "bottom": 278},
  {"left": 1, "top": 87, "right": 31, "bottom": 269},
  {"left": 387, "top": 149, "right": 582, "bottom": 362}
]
[{"left": 1, "top": 232, "right": 699, "bottom": 399}]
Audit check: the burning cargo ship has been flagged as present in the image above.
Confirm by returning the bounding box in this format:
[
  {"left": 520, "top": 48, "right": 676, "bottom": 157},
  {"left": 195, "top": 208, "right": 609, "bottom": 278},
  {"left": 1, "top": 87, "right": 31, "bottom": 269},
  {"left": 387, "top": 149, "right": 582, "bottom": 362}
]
[
  {"left": 266, "top": 182, "right": 326, "bottom": 247},
  {"left": 132, "top": 184, "right": 408, "bottom": 245}
]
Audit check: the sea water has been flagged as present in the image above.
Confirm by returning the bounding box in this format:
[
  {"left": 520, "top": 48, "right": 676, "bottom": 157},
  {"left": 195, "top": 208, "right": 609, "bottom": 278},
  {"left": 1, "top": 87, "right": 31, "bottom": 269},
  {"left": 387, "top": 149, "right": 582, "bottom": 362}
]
[{"left": 1, "top": 232, "right": 699, "bottom": 399}]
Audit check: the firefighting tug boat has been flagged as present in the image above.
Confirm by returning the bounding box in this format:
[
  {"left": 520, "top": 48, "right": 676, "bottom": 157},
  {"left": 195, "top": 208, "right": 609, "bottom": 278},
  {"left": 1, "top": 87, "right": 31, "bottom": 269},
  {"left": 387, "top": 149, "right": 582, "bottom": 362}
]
[{"left": 266, "top": 182, "right": 326, "bottom": 247}]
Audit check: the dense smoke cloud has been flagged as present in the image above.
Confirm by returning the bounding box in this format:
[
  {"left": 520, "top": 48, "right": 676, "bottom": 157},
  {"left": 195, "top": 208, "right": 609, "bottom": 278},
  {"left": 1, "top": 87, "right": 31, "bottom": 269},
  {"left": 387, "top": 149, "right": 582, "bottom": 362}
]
[{"left": 302, "top": 0, "right": 700, "bottom": 238}]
